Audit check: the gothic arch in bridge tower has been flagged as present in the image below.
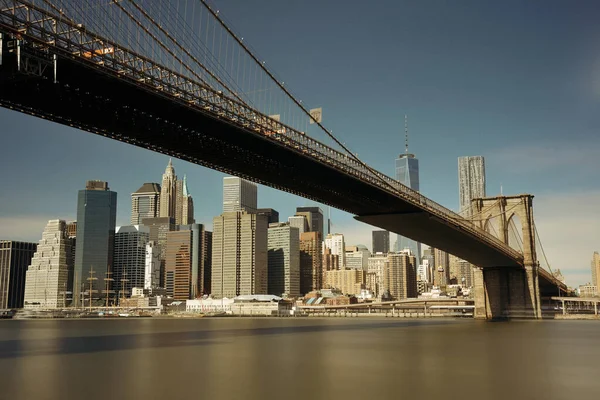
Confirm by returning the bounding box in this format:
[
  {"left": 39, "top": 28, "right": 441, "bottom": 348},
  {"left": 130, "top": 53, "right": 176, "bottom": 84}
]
[{"left": 506, "top": 213, "right": 523, "bottom": 253}]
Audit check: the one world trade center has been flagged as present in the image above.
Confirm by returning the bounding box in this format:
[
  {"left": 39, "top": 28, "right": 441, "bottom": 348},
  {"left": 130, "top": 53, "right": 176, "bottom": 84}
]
[{"left": 394, "top": 116, "right": 421, "bottom": 265}]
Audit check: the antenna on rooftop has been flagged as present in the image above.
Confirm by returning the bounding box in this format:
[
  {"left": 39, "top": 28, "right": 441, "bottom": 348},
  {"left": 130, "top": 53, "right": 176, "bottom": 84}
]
[{"left": 404, "top": 114, "right": 409, "bottom": 154}]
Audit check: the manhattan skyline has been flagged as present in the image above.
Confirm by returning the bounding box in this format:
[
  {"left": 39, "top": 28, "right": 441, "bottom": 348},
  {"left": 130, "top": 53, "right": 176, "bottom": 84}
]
[{"left": 1, "top": 0, "right": 599, "bottom": 287}]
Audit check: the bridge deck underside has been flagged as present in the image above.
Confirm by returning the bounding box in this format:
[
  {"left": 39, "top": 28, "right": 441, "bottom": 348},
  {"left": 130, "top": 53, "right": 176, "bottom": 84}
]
[
  {"left": 1, "top": 51, "right": 520, "bottom": 269},
  {"left": 355, "top": 213, "right": 520, "bottom": 267}
]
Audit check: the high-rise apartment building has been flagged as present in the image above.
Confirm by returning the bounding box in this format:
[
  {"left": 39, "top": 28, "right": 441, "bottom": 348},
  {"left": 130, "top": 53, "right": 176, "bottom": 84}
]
[
  {"left": 372, "top": 230, "right": 390, "bottom": 254},
  {"left": 288, "top": 215, "right": 308, "bottom": 235},
  {"left": 131, "top": 183, "right": 161, "bottom": 225},
  {"left": 591, "top": 252, "right": 600, "bottom": 289},
  {"left": 211, "top": 211, "right": 268, "bottom": 297},
  {"left": 384, "top": 251, "right": 417, "bottom": 300},
  {"left": 367, "top": 253, "right": 387, "bottom": 297},
  {"left": 458, "top": 156, "right": 486, "bottom": 215},
  {"left": 433, "top": 248, "right": 450, "bottom": 286},
  {"left": 295, "top": 207, "right": 324, "bottom": 241},
  {"left": 74, "top": 180, "right": 117, "bottom": 306},
  {"left": 144, "top": 241, "right": 161, "bottom": 290},
  {"left": 324, "top": 233, "right": 346, "bottom": 268},
  {"left": 267, "top": 223, "right": 300, "bottom": 297},
  {"left": 24, "top": 220, "right": 73, "bottom": 309},
  {"left": 0, "top": 241, "right": 37, "bottom": 309},
  {"left": 324, "top": 269, "right": 365, "bottom": 296},
  {"left": 113, "top": 225, "right": 149, "bottom": 300},
  {"left": 322, "top": 248, "right": 340, "bottom": 285},
  {"left": 223, "top": 177, "right": 257, "bottom": 213},
  {"left": 395, "top": 116, "right": 421, "bottom": 265},
  {"left": 300, "top": 232, "right": 322, "bottom": 294}
]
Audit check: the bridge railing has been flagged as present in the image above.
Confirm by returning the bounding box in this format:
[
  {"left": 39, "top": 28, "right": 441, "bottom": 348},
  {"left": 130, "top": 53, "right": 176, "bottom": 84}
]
[{"left": 0, "top": 0, "right": 521, "bottom": 263}]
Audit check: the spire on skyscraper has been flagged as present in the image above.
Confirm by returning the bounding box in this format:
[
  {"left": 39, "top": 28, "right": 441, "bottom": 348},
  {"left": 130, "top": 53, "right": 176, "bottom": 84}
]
[
  {"left": 183, "top": 174, "right": 189, "bottom": 197},
  {"left": 404, "top": 114, "right": 409, "bottom": 155}
]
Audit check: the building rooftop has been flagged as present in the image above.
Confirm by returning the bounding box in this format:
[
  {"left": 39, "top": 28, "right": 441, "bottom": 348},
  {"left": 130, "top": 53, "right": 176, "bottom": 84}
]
[{"left": 133, "top": 182, "right": 161, "bottom": 194}]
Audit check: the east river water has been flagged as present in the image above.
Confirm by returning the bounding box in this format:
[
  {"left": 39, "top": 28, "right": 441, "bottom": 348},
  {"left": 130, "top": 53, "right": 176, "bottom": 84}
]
[{"left": 0, "top": 318, "right": 598, "bottom": 400}]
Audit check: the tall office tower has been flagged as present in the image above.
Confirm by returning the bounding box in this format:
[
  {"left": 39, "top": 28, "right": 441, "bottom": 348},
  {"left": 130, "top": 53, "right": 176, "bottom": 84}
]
[
  {"left": 345, "top": 245, "right": 370, "bottom": 270},
  {"left": 267, "top": 223, "right": 300, "bottom": 297},
  {"left": 433, "top": 248, "right": 450, "bottom": 286},
  {"left": 257, "top": 208, "right": 279, "bottom": 224},
  {"left": 142, "top": 217, "right": 175, "bottom": 288},
  {"left": 458, "top": 156, "right": 486, "bottom": 216},
  {"left": 113, "top": 225, "right": 149, "bottom": 300},
  {"left": 24, "top": 220, "right": 73, "bottom": 309},
  {"left": 0, "top": 241, "right": 37, "bottom": 309},
  {"left": 223, "top": 176, "right": 257, "bottom": 213},
  {"left": 372, "top": 230, "right": 390, "bottom": 254},
  {"left": 202, "top": 230, "right": 212, "bottom": 295},
  {"left": 159, "top": 159, "right": 178, "bottom": 220},
  {"left": 455, "top": 258, "right": 474, "bottom": 288},
  {"left": 144, "top": 241, "right": 161, "bottom": 290},
  {"left": 165, "top": 230, "right": 193, "bottom": 300},
  {"left": 384, "top": 250, "right": 417, "bottom": 300},
  {"left": 591, "top": 252, "right": 600, "bottom": 289},
  {"left": 74, "top": 180, "right": 117, "bottom": 307},
  {"left": 131, "top": 183, "right": 161, "bottom": 225},
  {"left": 179, "top": 175, "right": 195, "bottom": 225},
  {"left": 367, "top": 253, "right": 387, "bottom": 297},
  {"left": 66, "top": 221, "right": 77, "bottom": 291},
  {"left": 395, "top": 116, "right": 421, "bottom": 265},
  {"left": 165, "top": 224, "right": 209, "bottom": 299},
  {"left": 288, "top": 215, "right": 308, "bottom": 235},
  {"left": 295, "top": 207, "right": 324, "bottom": 241},
  {"left": 211, "top": 211, "right": 268, "bottom": 298},
  {"left": 300, "top": 232, "right": 322, "bottom": 294},
  {"left": 324, "top": 233, "right": 346, "bottom": 268}
]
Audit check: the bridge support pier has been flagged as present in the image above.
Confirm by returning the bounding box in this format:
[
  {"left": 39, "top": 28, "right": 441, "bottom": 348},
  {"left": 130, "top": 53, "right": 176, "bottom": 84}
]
[{"left": 473, "top": 265, "right": 542, "bottom": 320}]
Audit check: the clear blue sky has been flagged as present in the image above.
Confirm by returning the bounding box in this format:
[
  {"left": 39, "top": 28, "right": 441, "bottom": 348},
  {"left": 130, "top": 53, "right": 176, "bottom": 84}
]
[{"left": 1, "top": 0, "right": 599, "bottom": 286}]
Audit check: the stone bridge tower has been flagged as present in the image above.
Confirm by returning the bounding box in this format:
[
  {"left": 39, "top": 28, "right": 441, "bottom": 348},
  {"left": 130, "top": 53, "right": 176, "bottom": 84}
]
[{"left": 470, "top": 195, "right": 541, "bottom": 319}]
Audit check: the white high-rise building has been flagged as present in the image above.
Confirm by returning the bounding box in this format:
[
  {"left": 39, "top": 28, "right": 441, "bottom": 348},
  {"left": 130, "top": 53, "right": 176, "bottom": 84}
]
[
  {"left": 324, "top": 233, "right": 346, "bottom": 268},
  {"left": 458, "top": 156, "right": 486, "bottom": 215},
  {"left": 223, "top": 177, "right": 257, "bottom": 213},
  {"left": 267, "top": 223, "right": 300, "bottom": 297},
  {"left": 367, "top": 253, "right": 387, "bottom": 297},
  {"left": 144, "top": 241, "right": 161, "bottom": 289},
  {"left": 24, "top": 220, "right": 73, "bottom": 309}
]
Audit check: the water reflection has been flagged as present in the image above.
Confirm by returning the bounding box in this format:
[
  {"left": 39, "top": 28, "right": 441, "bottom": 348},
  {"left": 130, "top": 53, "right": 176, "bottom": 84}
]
[{"left": 0, "top": 318, "right": 598, "bottom": 400}]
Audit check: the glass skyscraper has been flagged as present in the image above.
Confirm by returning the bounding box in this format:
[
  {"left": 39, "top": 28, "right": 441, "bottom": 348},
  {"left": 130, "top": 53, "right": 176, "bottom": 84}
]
[
  {"left": 73, "top": 181, "right": 117, "bottom": 307},
  {"left": 395, "top": 151, "right": 421, "bottom": 264}
]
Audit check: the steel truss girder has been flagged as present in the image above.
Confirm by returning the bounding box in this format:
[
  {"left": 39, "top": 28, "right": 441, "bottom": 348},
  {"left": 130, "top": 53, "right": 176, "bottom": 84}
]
[{"left": 0, "top": 0, "right": 523, "bottom": 264}]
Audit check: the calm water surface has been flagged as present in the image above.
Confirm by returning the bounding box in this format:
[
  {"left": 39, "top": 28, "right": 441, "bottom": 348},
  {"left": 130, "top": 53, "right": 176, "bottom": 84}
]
[{"left": 0, "top": 318, "right": 598, "bottom": 400}]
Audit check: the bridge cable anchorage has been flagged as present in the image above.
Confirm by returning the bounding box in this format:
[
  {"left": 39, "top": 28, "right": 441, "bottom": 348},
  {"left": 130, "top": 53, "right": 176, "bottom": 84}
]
[
  {"left": 111, "top": 1, "right": 221, "bottom": 96},
  {"left": 123, "top": 0, "right": 249, "bottom": 106},
  {"left": 198, "top": 0, "right": 404, "bottom": 195}
]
